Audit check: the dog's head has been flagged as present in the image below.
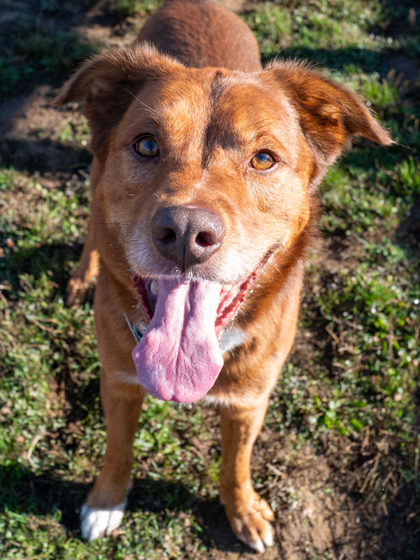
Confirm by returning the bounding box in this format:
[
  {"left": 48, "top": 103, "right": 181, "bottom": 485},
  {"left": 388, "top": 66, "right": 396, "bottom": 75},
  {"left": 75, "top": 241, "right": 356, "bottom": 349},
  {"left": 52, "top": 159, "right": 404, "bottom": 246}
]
[{"left": 54, "top": 45, "right": 392, "bottom": 402}]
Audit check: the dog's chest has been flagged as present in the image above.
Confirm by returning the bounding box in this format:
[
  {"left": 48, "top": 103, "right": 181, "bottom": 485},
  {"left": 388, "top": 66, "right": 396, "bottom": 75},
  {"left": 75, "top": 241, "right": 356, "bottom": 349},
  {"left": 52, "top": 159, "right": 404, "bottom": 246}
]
[{"left": 218, "top": 327, "right": 247, "bottom": 354}]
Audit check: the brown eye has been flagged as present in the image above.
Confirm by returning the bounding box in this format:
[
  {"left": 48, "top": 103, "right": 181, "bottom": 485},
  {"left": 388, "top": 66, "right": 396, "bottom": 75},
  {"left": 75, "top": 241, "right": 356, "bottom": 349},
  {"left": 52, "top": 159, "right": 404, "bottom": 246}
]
[
  {"left": 134, "top": 136, "right": 160, "bottom": 158},
  {"left": 250, "top": 152, "right": 275, "bottom": 170}
]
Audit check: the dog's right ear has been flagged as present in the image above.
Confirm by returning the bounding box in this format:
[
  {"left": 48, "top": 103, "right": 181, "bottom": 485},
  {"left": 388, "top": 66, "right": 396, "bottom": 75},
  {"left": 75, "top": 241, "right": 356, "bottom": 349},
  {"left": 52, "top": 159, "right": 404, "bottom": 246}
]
[
  {"left": 52, "top": 45, "right": 181, "bottom": 154},
  {"left": 264, "top": 60, "right": 393, "bottom": 187}
]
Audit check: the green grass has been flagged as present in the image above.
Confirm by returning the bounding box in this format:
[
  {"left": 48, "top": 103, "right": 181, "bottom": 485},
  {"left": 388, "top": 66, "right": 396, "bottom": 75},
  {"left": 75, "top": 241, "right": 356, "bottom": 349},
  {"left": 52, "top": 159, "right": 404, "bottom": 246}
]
[
  {"left": 1, "top": 0, "right": 420, "bottom": 558},
  {"left": 0, "top": 27, "right": 94, "bottom": 100},
  {"left": 117, "top": 0, "right": 162, "bottom": 17}
]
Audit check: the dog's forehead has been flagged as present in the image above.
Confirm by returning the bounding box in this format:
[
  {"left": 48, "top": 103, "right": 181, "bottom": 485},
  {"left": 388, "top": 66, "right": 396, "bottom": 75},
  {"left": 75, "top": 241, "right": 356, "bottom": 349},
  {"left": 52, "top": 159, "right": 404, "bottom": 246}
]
[
  {"left": 206, "top": 77, "right": 297, "bottom": 153},
  {"left": 147, "top": 72, "right": 210, "bottom": 125},
  {"left": 118, "top": 68, "right": 296, "bottom": 154},
  {"left": 115, "top": 71, "right": 209, "bottom": 152}
]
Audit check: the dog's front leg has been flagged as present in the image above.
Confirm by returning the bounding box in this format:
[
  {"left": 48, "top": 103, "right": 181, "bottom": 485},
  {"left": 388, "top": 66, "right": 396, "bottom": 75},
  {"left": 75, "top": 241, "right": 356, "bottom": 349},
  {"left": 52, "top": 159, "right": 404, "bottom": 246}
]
[
  {"left": 219, "top": 399, "right": 275, "bottom": 553},
  {"left": 80, "top": 371, "right": 144, "bottom": 541}
]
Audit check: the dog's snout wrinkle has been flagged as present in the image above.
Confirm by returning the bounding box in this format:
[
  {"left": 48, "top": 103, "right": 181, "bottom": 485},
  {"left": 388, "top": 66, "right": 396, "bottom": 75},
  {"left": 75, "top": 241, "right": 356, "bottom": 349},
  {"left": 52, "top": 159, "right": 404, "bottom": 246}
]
[{"left": 151, "top": 206, "right": 225, "bottom": 270}]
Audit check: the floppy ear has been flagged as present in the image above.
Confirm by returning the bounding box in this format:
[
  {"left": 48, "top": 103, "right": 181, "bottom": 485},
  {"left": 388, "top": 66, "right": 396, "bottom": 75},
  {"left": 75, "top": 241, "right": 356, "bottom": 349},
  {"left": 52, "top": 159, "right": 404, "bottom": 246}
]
[
  {"left": 265, "top": 60, "right": 393, "bottom": 186},
  {"left": 52, "top": 44, "right": 182, "bottom": 154}
]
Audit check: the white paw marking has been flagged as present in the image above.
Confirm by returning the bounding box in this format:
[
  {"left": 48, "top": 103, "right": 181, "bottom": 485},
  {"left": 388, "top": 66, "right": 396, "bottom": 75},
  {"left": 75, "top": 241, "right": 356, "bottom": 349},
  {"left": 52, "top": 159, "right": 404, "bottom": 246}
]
[
  {"left": 241, "top": 522, "right": 274, "bottom": 553},
  {"left": 80, "top": 501, "right": 126, "bottom": 542},
  {"left": 248, "top": 538, "right": 265, "bottom": 553},
  {"left": 262, "top": 526, "right": 274, "bottom": 547}
]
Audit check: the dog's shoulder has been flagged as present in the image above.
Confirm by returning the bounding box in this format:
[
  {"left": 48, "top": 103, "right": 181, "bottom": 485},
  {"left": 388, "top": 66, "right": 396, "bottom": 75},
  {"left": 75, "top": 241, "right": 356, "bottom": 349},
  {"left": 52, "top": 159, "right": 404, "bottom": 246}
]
[{"left": 137, "top": 0, "right": 262, "bottom": 71}]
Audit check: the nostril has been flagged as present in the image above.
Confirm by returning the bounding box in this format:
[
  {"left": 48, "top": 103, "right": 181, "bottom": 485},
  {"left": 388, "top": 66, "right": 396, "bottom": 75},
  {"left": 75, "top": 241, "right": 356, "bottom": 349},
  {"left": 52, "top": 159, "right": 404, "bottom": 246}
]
[
  {"left": 155, "top": 228, "right": 176, "bottom": 244},
  {"left": 195, "top": 232, "right": 215, "bottom": 248},
  {"left": 152, "top": 205, "right": 225, "bottom": 267}
]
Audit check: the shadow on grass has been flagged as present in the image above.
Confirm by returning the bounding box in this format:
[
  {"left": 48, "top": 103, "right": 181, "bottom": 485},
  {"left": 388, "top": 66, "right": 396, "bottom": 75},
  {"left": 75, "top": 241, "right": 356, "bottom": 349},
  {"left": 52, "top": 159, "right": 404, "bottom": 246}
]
[
  {"left": 263, "top": 45, "right": 388, "bottom": 73},
  {"left": 0, "top": 461, "right": 246, "bottom": 553},
  {"left": 1, "top": 462, "right": 200, "bottom": 532},
  {"left": 377, "top": 482, "right": 420, "bottom": 560},
  {"left": 396, "top": 194, "right": 420, "bottom": 256},
  {"left": 2, "top": 456, "right": 420, "bottom": 557},
  {"left": 1, "top": 462, "right": 88, "bottom": 532},
  {"left": 0, "top": 137, "right": 92, "bottom": 175},
  {"left": 3, "top": 242, "right": 84, "bottom": 297}
]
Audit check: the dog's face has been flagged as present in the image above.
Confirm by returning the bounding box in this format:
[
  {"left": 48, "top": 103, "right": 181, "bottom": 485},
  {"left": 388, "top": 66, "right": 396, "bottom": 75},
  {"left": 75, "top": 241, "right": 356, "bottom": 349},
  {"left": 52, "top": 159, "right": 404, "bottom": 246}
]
[
  {"left": 54, "top": 46, "right": 392, "bottom": 402},
  {"left": 55, "top": 47, "right": 391, "bottom": 287},
  {"left": 102, "top": 67, "right": 313, "bottom": 285}
]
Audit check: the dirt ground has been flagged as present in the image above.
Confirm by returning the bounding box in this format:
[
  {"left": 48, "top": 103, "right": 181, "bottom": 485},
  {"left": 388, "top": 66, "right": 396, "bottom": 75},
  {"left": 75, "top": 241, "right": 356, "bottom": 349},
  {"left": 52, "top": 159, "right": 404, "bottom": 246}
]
[{"left": 1, "top": 1, "right": 420, "bottom": 559}]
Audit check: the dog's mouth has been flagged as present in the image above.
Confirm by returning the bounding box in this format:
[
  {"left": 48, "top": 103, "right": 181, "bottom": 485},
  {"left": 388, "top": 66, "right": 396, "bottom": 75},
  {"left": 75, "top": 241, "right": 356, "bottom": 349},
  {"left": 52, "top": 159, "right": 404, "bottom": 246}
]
[
  {"left": 130, "top": 253, "right": 272, "bottom": 404},
  {"left": 133, "top": 270, "right": 258, "bottom": 336}
]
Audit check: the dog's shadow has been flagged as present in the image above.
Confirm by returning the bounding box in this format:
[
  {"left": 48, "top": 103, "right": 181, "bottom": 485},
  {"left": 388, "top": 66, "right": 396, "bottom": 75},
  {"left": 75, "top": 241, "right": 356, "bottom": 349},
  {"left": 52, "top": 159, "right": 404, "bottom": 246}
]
[{"left": 0, "top": 461, "right": 247, "bottom": 553}]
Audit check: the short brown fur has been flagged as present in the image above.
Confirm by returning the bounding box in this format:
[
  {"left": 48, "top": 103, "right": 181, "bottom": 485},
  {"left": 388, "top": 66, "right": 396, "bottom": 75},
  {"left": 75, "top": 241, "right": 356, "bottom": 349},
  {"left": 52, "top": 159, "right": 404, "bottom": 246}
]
[{"left": 53, "top": 0, "right": 392, "bottom": 551}]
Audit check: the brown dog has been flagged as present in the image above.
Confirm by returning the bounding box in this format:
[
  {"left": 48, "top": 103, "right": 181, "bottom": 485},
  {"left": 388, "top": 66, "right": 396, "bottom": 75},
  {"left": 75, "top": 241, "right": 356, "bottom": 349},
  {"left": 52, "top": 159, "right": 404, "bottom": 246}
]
[{"left": 53, "top": 0, "right": 392, "bottom": 552}]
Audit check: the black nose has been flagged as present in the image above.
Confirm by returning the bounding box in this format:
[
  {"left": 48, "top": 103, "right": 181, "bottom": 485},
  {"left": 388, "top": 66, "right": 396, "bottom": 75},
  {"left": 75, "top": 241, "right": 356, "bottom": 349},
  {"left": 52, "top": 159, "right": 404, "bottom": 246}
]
[{"left": 151, "top": 206, "right": 225, "bottom": 270}]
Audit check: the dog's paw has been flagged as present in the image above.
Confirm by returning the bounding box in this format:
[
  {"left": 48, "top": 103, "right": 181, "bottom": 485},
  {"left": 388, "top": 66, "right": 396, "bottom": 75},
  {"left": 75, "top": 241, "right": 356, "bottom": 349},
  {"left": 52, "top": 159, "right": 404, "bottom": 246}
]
[
  {"left": 80, "top": 501, "right": 126, "bottom": 542},
  {"left": 225, "top": 492, "right": 275, "bottom": 553}
]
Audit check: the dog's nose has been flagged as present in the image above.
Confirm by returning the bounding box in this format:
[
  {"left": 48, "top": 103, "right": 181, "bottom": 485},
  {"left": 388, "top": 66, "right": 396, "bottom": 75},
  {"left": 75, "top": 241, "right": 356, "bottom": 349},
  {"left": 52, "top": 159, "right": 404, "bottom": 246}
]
[{"left": 151, "top": 206, "right": 225, "bottom": 270}]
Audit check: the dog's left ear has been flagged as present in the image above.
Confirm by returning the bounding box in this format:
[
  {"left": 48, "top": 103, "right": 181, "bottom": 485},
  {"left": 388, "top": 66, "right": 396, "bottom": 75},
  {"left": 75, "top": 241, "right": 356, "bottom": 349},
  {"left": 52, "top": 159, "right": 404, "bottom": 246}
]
[
  {"left": 52, "top": 44, "right": 181, "bottom": 154},
  {"left": 265, "top": 60, "right": 394, "bottom": 186}
]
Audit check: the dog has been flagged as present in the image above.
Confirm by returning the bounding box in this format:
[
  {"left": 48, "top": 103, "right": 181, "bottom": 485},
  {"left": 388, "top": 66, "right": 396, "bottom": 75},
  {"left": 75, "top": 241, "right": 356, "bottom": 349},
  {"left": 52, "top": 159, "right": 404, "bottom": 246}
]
[{"left": 53, "top": 0, "right": 392, "bottom": 552}]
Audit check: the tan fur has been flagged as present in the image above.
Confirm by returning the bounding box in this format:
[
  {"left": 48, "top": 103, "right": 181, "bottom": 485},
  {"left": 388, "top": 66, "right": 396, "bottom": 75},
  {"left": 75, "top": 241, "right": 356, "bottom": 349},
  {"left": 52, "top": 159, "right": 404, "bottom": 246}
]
[
  {"left": 53, "top": 0, "right": 392, "bottom": 550},
  {"left": 66, "top": 221, "right": 99, "bottom": 307}
]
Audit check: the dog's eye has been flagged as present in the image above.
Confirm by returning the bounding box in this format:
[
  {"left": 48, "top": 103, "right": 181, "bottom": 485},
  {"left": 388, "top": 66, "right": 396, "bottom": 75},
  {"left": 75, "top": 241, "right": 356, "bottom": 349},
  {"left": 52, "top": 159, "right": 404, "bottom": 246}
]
[
  {"left": 134, "top": 136, "right": 160, "bottom": 158},
  {"left": 250, "top": 152, "right": 275, "bottom": 170}
]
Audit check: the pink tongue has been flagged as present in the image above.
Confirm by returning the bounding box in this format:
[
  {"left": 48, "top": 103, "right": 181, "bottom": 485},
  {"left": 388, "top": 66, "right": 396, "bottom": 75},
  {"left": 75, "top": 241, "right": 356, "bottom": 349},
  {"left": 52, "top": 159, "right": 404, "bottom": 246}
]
[{"left": 132, "top": 276, "right": 224, "bottom": 403}]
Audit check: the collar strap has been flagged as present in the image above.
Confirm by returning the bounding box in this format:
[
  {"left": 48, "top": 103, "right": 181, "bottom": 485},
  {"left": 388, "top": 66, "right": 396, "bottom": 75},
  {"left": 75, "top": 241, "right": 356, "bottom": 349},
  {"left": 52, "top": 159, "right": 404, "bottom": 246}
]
[{"left": 124, "top": 314, "right": 144, "bottom": 343}]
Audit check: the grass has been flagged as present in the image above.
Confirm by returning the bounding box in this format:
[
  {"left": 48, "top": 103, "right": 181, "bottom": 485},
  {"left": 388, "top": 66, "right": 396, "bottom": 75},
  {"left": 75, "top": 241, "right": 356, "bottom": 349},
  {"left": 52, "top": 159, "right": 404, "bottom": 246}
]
[
  {"left": 0, "top": 19, "right": 95, "bottom": 100},
  {"left": 1, "top": 0, "right": 420, "bottom": 558},
  {"left": 117, "top": 0, "right": 162, "bottom": 17}
]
